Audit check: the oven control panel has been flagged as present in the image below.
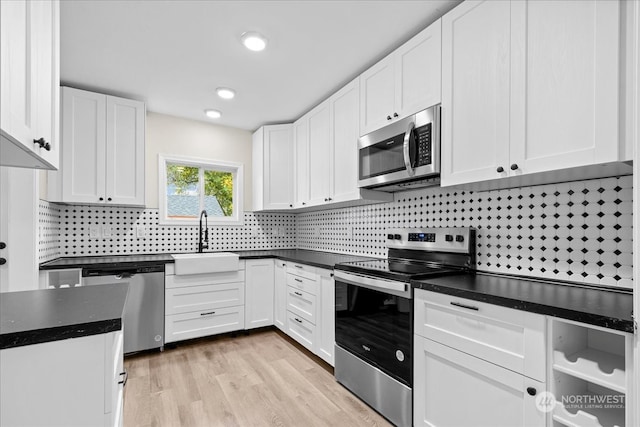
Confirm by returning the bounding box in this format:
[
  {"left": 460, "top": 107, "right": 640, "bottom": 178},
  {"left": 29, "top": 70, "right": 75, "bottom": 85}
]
[{"left": 386, "top": 227, "right": 474, "bottom": 254}]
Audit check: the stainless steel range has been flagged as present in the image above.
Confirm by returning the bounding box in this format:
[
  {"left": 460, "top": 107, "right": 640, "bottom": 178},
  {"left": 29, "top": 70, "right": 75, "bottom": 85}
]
[{"left": 333, "top": 227, "right": 476, "bottom": 427}]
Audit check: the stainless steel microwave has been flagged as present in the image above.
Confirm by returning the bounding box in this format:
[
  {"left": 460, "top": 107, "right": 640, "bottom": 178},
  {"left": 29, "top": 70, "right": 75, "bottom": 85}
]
[{"left": 358, "top": 105, "right": 440, "bottom": 192}]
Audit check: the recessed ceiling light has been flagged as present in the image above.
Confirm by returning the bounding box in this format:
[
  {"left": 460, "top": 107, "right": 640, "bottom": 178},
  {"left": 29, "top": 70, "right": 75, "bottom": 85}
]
[
  {"left": 205, "top": 109, "right": 221, "bottom": 119},
  {"left": 216, "top": 87, "right": 236, "bottom": 100},
  {"left": 241, "top": 31, "right": 267, "bottom": 52}
]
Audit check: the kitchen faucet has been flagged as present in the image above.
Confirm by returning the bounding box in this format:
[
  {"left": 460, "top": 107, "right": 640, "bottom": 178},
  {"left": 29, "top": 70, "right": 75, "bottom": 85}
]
[{"left": 198, "top": 210, "right": 209, "bottom": 253}]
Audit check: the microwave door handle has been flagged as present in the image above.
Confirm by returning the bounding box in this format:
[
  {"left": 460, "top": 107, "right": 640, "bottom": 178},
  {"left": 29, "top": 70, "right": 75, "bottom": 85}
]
[{"left": 403, "top": 121, "right": 416, "bottom": 176}]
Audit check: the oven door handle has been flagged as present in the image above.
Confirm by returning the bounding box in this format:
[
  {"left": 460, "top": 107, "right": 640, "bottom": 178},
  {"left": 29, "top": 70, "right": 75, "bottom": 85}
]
[
  {"left": 334, "top": 270, "right": 410, "bottom": 298},
  {"left": 402, "top": 120, "right": 416, "bottom": 177}
]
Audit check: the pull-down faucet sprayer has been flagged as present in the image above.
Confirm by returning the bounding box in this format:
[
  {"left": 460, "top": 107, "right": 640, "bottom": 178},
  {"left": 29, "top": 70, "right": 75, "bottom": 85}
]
[{"left": 198, "top": 210, "right": 209, "bottom": 253}]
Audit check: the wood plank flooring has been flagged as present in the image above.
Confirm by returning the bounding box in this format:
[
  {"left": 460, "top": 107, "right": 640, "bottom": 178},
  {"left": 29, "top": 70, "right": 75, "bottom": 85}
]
[{"left": 124, "top": 329, "right": 392, "bottom": 427}]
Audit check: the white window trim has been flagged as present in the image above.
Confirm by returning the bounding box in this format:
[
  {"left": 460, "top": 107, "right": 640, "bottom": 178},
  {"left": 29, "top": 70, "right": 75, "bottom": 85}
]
[{"left": 158, "top": 154, "right": 244, "bottom": 226}]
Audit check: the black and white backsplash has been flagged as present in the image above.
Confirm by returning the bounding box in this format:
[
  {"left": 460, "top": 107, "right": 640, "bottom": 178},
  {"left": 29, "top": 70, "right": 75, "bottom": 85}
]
[
  {"left": 39, "top": 175, "right": 633, "bottom": 289},
  {"left": 297, "top": 176, "right": 633, "bottom": 289}
]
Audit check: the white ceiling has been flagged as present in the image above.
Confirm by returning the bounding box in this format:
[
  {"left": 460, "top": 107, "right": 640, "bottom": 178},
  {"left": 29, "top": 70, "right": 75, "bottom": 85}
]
[{"left": 60, "top": 0, "right": 461, "bottom": 131}]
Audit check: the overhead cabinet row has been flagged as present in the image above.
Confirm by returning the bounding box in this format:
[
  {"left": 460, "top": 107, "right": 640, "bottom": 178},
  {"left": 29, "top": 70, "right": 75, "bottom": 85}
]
[{"left": 254, "top": 0, "right": 637, "bottom": 210}]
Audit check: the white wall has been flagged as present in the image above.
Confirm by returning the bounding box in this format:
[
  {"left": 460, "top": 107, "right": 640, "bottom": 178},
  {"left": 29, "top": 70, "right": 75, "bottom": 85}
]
[{"left": 145, "top": 112, "right": 253, "bottom": 210}]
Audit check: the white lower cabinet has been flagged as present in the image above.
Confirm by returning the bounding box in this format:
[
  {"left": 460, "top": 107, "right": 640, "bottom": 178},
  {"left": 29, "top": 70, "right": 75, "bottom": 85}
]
[
  {"left": 164, "top": 261, "right": 245, "bottom": 343},
  {"left": 274, "top": 261, "right": 287, "bottom": 331},
  {"left": 317, "top": 269, "right": 335, "bottom": 366},
  {"left": 414, "top": 336, "right": 545, "bottom": 427},
  {"left": 0, "top": 330, "right": 124, "bottom": 427},
  {"left": 414, "top": 289, "right": 546, "bottom": 427},
  {"left": 245, "top": 259, "right": 275, "bottom": 329}
]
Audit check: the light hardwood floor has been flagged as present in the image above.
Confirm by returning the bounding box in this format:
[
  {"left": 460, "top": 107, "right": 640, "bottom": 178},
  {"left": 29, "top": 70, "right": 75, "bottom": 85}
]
[{"left": 124, "top": 329, "right": 392, "bottom": 427}]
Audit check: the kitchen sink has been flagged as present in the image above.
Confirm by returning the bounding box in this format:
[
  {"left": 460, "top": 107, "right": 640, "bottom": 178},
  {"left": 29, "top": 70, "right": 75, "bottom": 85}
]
[{"left": 171, "top": 252, "right": 240, "bottom": 275}]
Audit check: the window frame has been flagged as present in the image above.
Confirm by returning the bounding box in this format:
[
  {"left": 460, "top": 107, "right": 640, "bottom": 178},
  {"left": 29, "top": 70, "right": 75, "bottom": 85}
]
[{"left": 158, "top": 154, "right": 244, "bottom": 226}]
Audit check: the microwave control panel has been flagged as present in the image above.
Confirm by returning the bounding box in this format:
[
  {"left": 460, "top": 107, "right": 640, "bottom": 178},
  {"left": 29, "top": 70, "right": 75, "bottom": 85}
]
[{"left": 414, "top": 123, "right": 432, "bottom": 167}]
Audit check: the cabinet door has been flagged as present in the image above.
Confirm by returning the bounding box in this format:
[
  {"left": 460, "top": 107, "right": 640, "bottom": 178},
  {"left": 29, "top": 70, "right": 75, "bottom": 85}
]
[
  {"left": 307, "top": 102, "right": 332, "bottom": 206},
  {"left": 105, "top": 95, "right": 145, "bottom": 206},
  {"left": 293, "top": 116, "right": 309, "bottom": 207},
  {"left": 441, "top": 0, "right": 511, "bottom": 187},
  {"left": 61, "top": 87, "right": 106, "bottom": 204},
  {"left": 395, "top": 19, "right": 442, "bottom": 118},
  {"left": 0, "top": 0, "right": 36, "bottom": 150},
  {"left": 31, "top": 0, "right": 60, "bottom": 169},
  {"left": 274, "top": 261, "right": 287, "bottom": 331},
  {"left": 330, "top": 79, "right": 360, "bottom": 204},
  {"left": 245, "top": 259, "right": 274, "bottom": 329},
  {"left": 510, "top": 0, "right": 621, "bottom": 175},
  {"left": 359, "top": 54, "right": 395, "bottom": 135},
  {"left": 414, "top": 336, "right": 545, "bottom": 427},
  {"left": 317, "top": 270, "right": 335, "bottom": 366},
  {"left": 263, "top": 124, "right": 294, "bottom": 209}
]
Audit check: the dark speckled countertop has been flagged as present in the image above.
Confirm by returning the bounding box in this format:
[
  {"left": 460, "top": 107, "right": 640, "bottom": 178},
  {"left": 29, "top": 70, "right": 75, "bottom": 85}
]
[
  {"left": 40, "top": 250, "right": 378, "bottom": 271},
  {"left": 0, "top": 283, "right": 129, "bottom": 349},
  {"left": 412, "top": 272, "right": 634, "bottom": 333}
]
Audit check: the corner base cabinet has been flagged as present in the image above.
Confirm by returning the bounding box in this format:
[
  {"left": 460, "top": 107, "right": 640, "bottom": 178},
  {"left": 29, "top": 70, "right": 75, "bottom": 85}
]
[{"left": 0, "top": 330, "right": 124, "bottom": 427}]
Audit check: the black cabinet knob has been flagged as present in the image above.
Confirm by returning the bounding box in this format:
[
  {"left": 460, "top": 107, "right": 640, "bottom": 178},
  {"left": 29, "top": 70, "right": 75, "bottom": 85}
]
[
  {"left": 393, "top": 112, "right": 398, "bottom": 118},
  {"left": 387, "top": 115, "right": 392, "bottom": 120},
  {"left": 302, "top": 202, "right": 306, "bottom": 205},
  {"left": 289, "top": 204, "right": 293, "bottom": 208},
  {"left": 0, "top": 242, "right": 5, "bottom": 249},
  {"left": 526, "top": 387, "right": 537, "bottom": 396},
  {"left": 99, "top": 197, "right": 104, "bottom": 201},
  {"left": 496, "top": 166, "right": 505, "bottom": 173},
  {"left": 510, "top": 164, "right": 519, "bottom": 171},
  {"left": 0, "top": 258, "right": 6, "bottom": 265},
  {"left": 33, "top": 138, "right": 51, "bottom": 151},
  {"left": 107, "top": 197, "right": 112, "bottom": 202},
  {"left": 445, "top": 235, "right": 453, "bottom": 242}
]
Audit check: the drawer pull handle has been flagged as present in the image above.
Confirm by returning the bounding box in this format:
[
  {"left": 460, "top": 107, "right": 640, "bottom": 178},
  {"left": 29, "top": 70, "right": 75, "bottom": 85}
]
[
  {"left": 526, "top": 387, "right": 537, "bottom": 396},
  {"left": 294, "top": 291, "right": 303, "bottom": 296},
  {"left": 294, "top": 278, "right": 303, "bottom": 283},
  {"left": 118, "top": 369, "right": 128, "bottom": 387},
  {"left": 294, "top": 317, "right": 303, "bottom": 323},
  {"left": 294, "top": 265, "right": 303, "bottom": 269},
  {"left": 200, "top": 311, "right": 216, "bottom": 316},
  {"left": 450, "top": 301, "right": 479, "bottom": 311}
]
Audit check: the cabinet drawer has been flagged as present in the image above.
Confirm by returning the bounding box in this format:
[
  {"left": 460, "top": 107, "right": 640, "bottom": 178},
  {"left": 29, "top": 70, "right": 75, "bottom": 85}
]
[
  {"left": 414, "top": 289, "right": 546, "bottom": 381},
  {"left": 286, "top": 262, "right": 317, "bottom": 281},
  {"left": 286, "top": 311, "right": 316, "bottom": 352},
  {"left": 286, "top": 272, "right": 317, "bottom": 295},
  {"left": 165, "top": 282, "right": 244, "bottom": 315},
  {"left": 165, "top": 270, "right": 244, "bottom": 289},
  {"left": 164, "top": 306, "right": 244, "bottom": 343},
  {"left": 286, "top": 286, "right": 317, "bottom": 324}
]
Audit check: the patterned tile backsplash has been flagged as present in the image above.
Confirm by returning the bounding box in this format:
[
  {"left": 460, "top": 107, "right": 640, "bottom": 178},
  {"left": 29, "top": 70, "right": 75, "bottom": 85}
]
[{"left": 39, "top": 175, "right": 633, "bottom": 289}]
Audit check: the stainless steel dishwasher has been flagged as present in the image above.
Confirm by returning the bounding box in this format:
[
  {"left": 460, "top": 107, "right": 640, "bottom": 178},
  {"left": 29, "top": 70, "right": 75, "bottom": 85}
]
[{"left": 82, "top": 264, "right": 165, "bottom": 354}]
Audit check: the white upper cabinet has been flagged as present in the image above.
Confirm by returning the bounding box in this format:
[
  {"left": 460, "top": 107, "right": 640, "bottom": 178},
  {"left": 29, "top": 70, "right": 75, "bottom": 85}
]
[
  {"left": 50, "top": 87, "right": 145, "bottom": 206},
  {"left": 441, "top": 0, "right": 511, "bottom": 186},
  {"left": 293, "top": 116, "right": 309, "bottom": 208},
  {"left": 442, "top": 0, "right": 626, "bottom": 187},
  {"left": 330, "top": 80, "right": 361, "bottom": 203},
  {"left": 360, "top": 19, "right": 442, "bottom": 136},
  {"left": 0, "top": 0, "right": 60, "bottom": 170},
  {"left": 252, "top": 124, "right": 294, "bottom": 210},
  {"left": 307, "top": 102, "right": 332, "bottom": 206}
]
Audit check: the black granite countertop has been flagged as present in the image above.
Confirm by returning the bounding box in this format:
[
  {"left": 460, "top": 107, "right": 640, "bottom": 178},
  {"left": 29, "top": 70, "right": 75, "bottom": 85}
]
[
  {"left": 40, "top": 253, "right": 175, "bottom": 270},
  {"left": 412, "top": 272, "right": 634, "bottom": 333},
  {"left": 0, "top": 283, "right": 129, "bottom": 349},
  {"left": 40, "top": 250, "right": 378, "bottom": 271}
]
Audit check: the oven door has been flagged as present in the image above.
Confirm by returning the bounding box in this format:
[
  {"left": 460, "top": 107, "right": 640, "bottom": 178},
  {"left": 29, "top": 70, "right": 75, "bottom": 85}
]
[
  {"left": 358, "top": 106, "right": 440, "bottom": 189},
  {"left": 334, "top": 271, "right": 413, "bottom": 387}
]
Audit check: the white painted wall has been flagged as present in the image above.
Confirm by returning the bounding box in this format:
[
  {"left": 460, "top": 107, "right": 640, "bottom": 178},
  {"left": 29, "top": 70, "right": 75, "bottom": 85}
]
[{"left": 145, "top": 112, "right": 253, "bottom": 210}]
